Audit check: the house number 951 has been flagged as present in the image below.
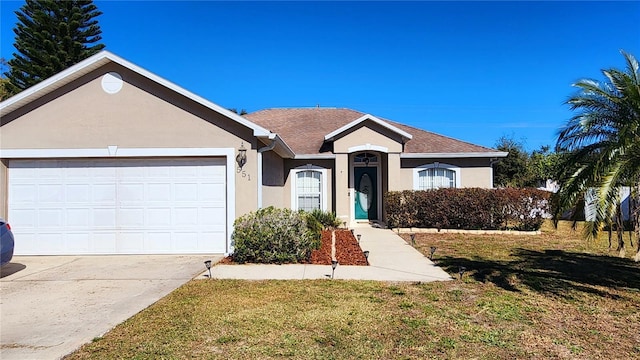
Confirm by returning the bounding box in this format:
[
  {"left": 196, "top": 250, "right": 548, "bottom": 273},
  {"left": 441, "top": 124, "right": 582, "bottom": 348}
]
[{"left": 237, "top": 168, "right": 251, "bottom": 180}]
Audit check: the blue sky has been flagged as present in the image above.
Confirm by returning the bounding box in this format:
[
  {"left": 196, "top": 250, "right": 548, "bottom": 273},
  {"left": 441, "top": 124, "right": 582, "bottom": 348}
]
[{"left": 2, "top": 1, "right": 639, "bottom": 151}]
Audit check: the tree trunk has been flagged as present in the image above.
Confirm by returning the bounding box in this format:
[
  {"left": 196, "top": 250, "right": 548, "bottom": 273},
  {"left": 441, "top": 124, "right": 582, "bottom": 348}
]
[
  {"left": 616, "top": 203, "right": 625, "bottom": 257},
  {"left": 634, "top": 185, "right": 640, "bottom": 262}
]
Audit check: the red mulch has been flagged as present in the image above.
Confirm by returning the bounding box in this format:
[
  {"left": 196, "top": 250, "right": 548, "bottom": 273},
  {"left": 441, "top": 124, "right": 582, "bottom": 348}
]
[
  {"left": 220, "top": 229, "right": 368, "bottom": 265},
  {"left": 333, "top": 230, "right": 368, "bottom": 266}
]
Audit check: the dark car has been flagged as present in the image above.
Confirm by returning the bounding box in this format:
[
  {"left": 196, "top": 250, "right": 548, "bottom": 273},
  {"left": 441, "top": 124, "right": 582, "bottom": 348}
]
[{"left": 1, "top": 217, "right": 14, "bottom": 267}]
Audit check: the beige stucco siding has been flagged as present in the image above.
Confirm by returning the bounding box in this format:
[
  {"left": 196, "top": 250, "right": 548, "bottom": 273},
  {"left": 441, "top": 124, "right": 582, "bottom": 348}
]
[
  {"left": 386, "top": 153, "right": 402, "bottom": 191},
  {"left": 0, "top": 64, "right": 259, "bottom": 217},
  {"left": 333, "top": 124, "right": 403, "bottom": 153},
  {"left": 1, "top": 66, "right": 253, "bottom": 149},
  {"left": 261, "top": 150, "right": 285, "bottom": 208},
  {"left": 399, "top": 158, "right": 494, "bottom": 189}
]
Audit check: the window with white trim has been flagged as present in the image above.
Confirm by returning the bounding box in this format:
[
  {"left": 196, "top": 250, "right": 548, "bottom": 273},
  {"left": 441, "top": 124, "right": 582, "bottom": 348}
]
[
  {"left": 291, "top": 166, "right": 327, "bottom": 211},
  {"left": 413, "top": 163, "right": 461, "bottom": 190}
]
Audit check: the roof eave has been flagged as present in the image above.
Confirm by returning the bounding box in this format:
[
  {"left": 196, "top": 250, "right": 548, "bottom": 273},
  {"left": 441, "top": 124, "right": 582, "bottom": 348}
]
[
  {"left": 324, "top": 114, "right": 413, "bottom": 141},
  {"left": 400, "top": 152, "right": 508, "bottom": 158},
  {"left": 259, "top": 134, "right": 295, "bottom": 158},
  {"left": 0, "top": 51, "right": 271, "bottom": 137},
  {"left": 293, "top": 154, "right": 336, "bottom": 160}
]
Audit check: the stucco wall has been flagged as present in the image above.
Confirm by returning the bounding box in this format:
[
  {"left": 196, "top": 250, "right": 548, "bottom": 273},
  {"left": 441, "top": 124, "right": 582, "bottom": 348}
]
[
  {"left": 399, "top": 158, "right": 494, "bottom": 189},
  {"left": 333, "top": 123, "right": 404, "bottom": 153},
  {"left": 261, "top": 150, "right": 285, "bottom": 208},
  {"left": 0, "top": 64, "right": 259, "bottom": 218}
]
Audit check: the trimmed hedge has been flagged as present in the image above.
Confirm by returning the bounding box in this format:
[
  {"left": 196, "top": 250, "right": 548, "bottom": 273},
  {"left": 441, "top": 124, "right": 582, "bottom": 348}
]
[
  {"left": 231, "top": 207, "right": 321, "bottom": 264},
  {"left": 385, "top": 188, "right": 551, "bottom": 231}
]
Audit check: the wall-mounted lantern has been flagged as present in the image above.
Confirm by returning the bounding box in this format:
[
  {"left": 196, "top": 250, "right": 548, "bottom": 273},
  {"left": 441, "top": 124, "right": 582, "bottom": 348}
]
[{"left": 236, "top": 142, "right": 247, "bottom": 169}]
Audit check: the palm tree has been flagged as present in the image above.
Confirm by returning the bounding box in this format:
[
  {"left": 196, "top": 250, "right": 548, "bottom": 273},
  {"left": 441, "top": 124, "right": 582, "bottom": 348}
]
[{"left": 553, "top": 50, "right": 640, "bottom": 261}]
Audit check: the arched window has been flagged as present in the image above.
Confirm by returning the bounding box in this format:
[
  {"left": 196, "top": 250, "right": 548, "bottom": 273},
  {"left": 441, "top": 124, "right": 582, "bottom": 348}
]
[
  {"left": 353, "top": 152, "right": 378, "bottom": 166},
  {"left": 413, "top": 163, "right": 460, "bottom": 190},
  {"left": 291, "top": 166, "right": 327, "bottom": 211}
]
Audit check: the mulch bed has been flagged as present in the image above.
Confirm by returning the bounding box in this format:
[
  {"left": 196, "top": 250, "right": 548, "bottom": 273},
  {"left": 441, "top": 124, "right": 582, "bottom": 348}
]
[
  {"left": 333, "top": 230, "right": 368, "bottom": 266},
  {"left": 219, "top": 229, "right": 368, "bottom": 265}
]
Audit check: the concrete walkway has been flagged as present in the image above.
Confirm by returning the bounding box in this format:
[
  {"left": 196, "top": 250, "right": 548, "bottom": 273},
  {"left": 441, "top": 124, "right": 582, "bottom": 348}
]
[{"left": 199, "top": 225, "right": 453, "bottom": 282}]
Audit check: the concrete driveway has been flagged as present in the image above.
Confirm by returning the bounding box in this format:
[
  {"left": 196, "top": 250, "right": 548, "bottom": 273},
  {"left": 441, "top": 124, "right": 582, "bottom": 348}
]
[{"left": 0, "top": 255, "right": 218, "bottom": 360}]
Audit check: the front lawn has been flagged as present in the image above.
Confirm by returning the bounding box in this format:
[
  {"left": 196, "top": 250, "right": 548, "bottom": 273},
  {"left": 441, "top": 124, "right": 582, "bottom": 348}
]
[{"left": 65, "top": 221, "right": 640, "bottom": 359}]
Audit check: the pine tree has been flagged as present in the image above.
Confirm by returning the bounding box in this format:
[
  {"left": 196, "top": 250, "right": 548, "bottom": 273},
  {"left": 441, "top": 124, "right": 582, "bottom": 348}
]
[{"left": 4, "top": 0, "right": 105, "bottom": 96}]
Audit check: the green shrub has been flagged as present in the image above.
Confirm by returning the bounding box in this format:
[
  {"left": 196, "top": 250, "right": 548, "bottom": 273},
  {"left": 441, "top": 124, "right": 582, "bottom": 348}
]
[
  {"left": 305, "top": 209, "right": 343, "bottom": 229},
  {"left": 231, "top": 207, "right": 321, "bottom": 264},
  {"left": 384, "top": 188, "right": 550, "bottom": 231}
]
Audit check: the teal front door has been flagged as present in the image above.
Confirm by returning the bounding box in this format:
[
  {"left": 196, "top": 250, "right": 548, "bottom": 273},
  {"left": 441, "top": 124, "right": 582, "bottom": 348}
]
[{"left": 354, "top": 166, "right": 377, "bottom": 220}]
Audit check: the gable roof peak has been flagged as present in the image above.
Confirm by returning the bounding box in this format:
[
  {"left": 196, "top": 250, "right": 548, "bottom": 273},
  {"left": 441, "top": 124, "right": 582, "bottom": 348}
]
[
  {"left": 324, "top": 113, "right": 413, "bottom": 141},
  {"left": 1, "top": 50, "right": 273, "bottom": 138}
]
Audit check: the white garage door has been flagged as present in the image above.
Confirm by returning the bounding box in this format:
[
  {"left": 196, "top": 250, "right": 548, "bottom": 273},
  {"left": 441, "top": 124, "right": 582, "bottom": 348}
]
[{"left": 8, "top": 158, "right": 227, "bottom": 255}]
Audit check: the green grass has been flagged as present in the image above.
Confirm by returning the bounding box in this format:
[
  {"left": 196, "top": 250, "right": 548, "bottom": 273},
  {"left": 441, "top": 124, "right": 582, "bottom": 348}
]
[{"left": 65, "top": 221, "right": 640, "bottom": 359}]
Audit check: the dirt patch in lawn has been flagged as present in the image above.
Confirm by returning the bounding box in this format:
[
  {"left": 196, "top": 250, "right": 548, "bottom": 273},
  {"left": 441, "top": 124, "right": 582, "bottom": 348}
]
[{"left": 220, "top": 229, "right": 368, "bottom": 265}]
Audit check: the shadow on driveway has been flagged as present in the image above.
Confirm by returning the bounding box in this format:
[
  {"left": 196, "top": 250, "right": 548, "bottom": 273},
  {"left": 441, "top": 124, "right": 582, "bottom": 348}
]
[{"left": 0, "top": 262, "right": 27, "bottom": 278}]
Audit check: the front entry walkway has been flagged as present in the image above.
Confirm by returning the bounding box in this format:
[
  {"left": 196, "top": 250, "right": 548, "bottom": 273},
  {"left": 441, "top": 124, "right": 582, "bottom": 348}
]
[{"left": 202, "top": 225, "right": 453, "bottom": 282}]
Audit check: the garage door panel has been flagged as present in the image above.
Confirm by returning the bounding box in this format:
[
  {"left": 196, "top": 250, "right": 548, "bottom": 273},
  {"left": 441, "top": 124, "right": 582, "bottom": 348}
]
[
  {"left": 200, "top": 232, "right": 225, "bottom": 253},
  {"left": 148, "top": 183, "right": 171, "bottom": 201},
  {"left": 201, "top": 183, "right": 225, "bottom": 201},
  {"left": 39, "top": 233, "right": 65, "bottom": 252},
  {"left": 175, "top": 233, "right": 199, "bottom": 251},
  {"left": 200, "top": 207, "right": 226, "bottom": 225},
  {"left": 40, "top": 184, "right": 64, "bottom": 202},
  {"left": 66, "top": 208, "right": 90, "bottom": 227},
  {"left": 39, "top": 209, "right": 63, "bottom": 227},
  {"left": 65, "top": 165, "right": 90, "bottom": 178},
  {"left": 119, "top": 233, "right": 144, "bottom": 252},
  {"left": 175, "top": 183, "right": 198, "bottom": 201},
  {"left": 118, "top": 208, "right": 145, "bottom": 227},
  {"left": 66, "top": 184, "right": 90, "bottom": 202},
  {"left": 9, "top": 209, "right": 36, "bottom": 228},
  {"left": 118, "top": 183, "right": 145, "bottom": 202},
  {"left": 94, "top": 233, "right": 117, "bottom": 253},
  {"left": 10, "top": 184, "right": 36, "bottom": 203},
  {"left": 92, "top": 184, "right": 117, "bottom": 202},
  {"left": 92, "top": 165, "right": 117, "bottom": 179},
  {"left": 146, "top": 233, "right": 172, "bottom": 252},
  {"left": 93, "top": 208, "right": 117, "bottom": 227},
  {"left": 67, "top": 233, "right": 91, "bottom": 252},
  {"left": 9, "top": 158, "right": 227, "bottom": 255},
  {"left": 174, "top": 208, "right": 198, "bottom": 226},
  {"left": 147, "top": 208, "right": 171, "bottom": 226}
]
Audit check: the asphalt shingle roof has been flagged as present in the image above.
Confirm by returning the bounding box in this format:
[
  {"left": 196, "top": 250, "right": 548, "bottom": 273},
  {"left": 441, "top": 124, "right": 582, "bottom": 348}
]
[{"left": 244, "top": 108, "right": 498, "bottom": 155}]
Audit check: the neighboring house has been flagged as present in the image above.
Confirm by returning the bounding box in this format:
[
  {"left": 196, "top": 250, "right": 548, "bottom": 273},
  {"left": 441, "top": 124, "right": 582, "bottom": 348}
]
[
  {"left": 0, "top": 51, "right": 507, "bottom": 256},
  {"left": 537, "top": 180, "right": 632, "bottom": 222}
]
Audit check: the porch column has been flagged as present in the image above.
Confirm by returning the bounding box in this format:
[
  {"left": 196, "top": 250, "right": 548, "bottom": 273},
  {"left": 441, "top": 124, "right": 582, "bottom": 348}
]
[
  {"left": 387, "top": 152, "right": 402, "bottom": 191},
  {"left": 335, "top": 153, "right": 351, "bottom": 226}
]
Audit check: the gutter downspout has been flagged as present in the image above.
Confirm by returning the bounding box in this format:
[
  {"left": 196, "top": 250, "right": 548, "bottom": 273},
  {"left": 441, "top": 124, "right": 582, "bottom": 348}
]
[{"left": 257, "top": 140, "right": 277, "bottom": 208}]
